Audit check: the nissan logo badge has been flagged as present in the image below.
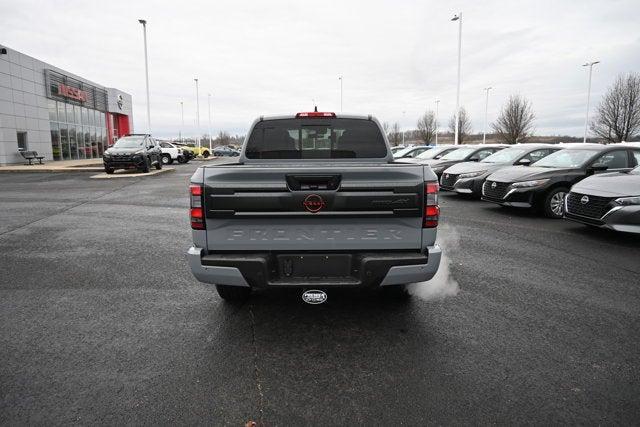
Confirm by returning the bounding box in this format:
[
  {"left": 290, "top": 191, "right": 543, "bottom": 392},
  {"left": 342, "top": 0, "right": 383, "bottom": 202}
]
[
  {"left": 302, "top": 290, "right": 327, "bottom": 305},
  {"left": 491, "top": 182, "right": 497, "bottom": 189},
  {"left": 581, "top": 195, "right": 589, "bottom": 204}
]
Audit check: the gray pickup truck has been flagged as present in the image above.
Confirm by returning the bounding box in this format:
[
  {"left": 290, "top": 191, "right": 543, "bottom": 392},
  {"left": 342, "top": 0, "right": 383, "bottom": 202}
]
[{"left": 187, "top": 112, "right": 442, "bottom": 301}]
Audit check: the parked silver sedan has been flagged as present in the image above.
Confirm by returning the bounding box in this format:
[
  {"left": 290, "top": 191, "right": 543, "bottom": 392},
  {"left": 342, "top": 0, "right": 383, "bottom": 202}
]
[{"left": 564, "top": 165, "right": 640, "bottom": 234}]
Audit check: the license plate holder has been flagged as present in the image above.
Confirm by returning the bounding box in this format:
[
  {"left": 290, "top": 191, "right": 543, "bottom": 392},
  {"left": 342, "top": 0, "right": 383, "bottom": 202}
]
[{"left": 277, "top": 254, "right": 352, "bottom": 278}]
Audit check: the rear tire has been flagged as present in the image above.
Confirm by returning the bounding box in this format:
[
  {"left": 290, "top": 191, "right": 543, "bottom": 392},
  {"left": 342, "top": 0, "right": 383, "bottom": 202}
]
[
  {"left": 155, "top": 157, "right": 162, "bottom": 170},
  {"left": 202, "top": 150, "right": 210, "bottom": 158},
  {"left": 177, "top": 155, "right": 187, "bottom": 164},
  {"left": 161, "top": 154, "right": 172, "bottom": 165},
  {"left": 104, "top": 167, "right": 115, "bottom": 174},
  {"left": 215, "top": 285, "right": 251, "bottom": 302},
  {"left": 542, "top": 187, "right": 568, "bottom": 219}
]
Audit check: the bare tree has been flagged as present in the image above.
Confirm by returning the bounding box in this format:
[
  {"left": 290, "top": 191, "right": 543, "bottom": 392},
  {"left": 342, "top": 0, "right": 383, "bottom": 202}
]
[
  {"left": 491, "top": 95, "right": 536, "bottom": 144},
  {"left": 388, "top": 122, "right": 402, "bottom": 145},
  {"left": 416, "top": 111, "right": 437, "bottom": 145},
  {"left": 448, "top": 107, "right": 472, "bottom": 143},
  {"left": 591, "top": 73, "right": 640, "bottom": 143},
  {"left": 382, "top": 121, "right": 390, "bottom": 136}
]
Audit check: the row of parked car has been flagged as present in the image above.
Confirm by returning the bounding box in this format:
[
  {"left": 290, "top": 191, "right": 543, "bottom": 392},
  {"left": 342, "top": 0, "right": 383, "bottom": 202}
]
[
  {"left": 397, "top": 142, "right": 640, "bottom": 234},
  {"left": 102, "top": 135, "right": 241, "bottom": 173}
]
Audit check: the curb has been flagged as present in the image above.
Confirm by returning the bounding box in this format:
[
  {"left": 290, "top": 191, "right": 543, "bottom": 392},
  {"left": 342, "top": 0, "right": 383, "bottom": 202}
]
[{"left": 90, "top": 167, "right": 175, "bottom": 179}]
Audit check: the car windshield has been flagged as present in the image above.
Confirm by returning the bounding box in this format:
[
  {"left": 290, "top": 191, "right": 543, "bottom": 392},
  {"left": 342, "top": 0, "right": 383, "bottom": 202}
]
[
  {"left": 393, "top": 147, "right": 416, "bottom": 157},
  {"left": 481, "top": 148, "right": 527, "bottom": 163},
  {"left": 113, "top": 136, "right": 145, "bottom": 148},
  {"left": 533, "top": 149, "right": 600, "bottom": 168},
  {"left": 416, "top": 147, "right": 457, "bottom": 159},
  {"left": 440, "top": 147, "right": 476, "bottom": 160}
]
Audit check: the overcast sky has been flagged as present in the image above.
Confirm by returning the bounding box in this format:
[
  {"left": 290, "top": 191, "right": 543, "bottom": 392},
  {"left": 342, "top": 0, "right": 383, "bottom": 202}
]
[{"left": 2, "top": 0, "right": 639, "bottom": 138}]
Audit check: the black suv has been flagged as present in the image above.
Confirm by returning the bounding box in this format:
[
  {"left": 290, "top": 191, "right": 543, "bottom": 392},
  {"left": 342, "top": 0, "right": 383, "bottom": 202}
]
[
  {"left": 482, "top": 143, "right": 640, "bottom": 218},
  {"left": 103, "top": 134, "right": 163, "bottom": 174}
]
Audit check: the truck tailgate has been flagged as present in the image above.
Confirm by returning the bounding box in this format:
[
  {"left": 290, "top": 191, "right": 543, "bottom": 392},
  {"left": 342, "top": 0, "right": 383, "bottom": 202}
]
[{"left": 202, "top": 163, "right": 425, "bottom": 251}]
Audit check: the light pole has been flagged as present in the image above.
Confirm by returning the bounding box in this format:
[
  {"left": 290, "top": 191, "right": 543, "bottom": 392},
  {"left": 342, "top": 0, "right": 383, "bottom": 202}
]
[
  {"left": 179, "top": 101, "right": 184, "bottom": 143},
  {"left": 194, "top": 78, "right": 200, "bottom": 150},
  {"left": 582, "top": 61, "right": 599, "bottom": 143},
  {"left": 338, "top": 75, "right": 343, "bottom": 112},
  {"left": 435, "top": 99, "right": 440, "bottom": 146},
  {"left": 483, "top": 86, "right": 492, "bottom": 144},
  {"left": 451, "top": 12, "right": 462, "bottom": 145},
  {"left": 402, "top": 110, "right": 406, "bottom": 145},
  {"left": 138, "top": 19, "right": 151, "bottom": 134},
  {"left": 207, "top": 93, "right": 212, "bottom": 150}
]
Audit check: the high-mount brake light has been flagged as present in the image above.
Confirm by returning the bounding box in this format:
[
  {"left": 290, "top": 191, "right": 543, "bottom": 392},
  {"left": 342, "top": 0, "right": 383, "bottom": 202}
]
[
  {"left": 423, "top": 182, "right": 439, "bottom": 228},
  {"left": 295, "top": 112, "right": 337, "bottom": 118},
  {"left": 190, "top": 184, "right": 205, "bottom": 230}
]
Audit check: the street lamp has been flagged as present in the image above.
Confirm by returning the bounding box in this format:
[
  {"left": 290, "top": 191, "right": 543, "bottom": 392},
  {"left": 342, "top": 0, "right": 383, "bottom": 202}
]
[
  {"left": 179, "top": 101, "right": 184, "bottom": 143},
  {"left": 435, "top": 100, "right": 440, "bottom": 146},
  {"left": 402, "top": 110, "right": 406, "bottom": 145},
  {"left": 338, "top": 75, "right": 343, "bottom": 112},
  {"left": 451, "top": 12, "right": 463, "bottom": 145},
  {"left": 483, "top": 86, "right": 492, "bottom": 144},
  {"left": 207, "top": 93, "right": 213, "bottom": 150},
  {"left": 138, "top": 19, "right": 151, "bottom": 133},
  {"left": 582, "top": 61, "right": 600, "bottom": 143},
  {"left": 194, "top": 78, "right": 200, "bottom": 150}
]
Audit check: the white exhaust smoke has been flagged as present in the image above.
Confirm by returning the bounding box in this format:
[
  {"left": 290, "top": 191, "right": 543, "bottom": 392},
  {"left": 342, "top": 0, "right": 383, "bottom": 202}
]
[{"left": 407, "top": 223, "right": 460, "bottom": 300}]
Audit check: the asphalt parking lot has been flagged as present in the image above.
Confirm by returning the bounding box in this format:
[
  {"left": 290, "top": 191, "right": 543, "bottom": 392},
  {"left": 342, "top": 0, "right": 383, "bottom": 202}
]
[{"left": 1, "top": 161, "right": 639, "bottom": 425}]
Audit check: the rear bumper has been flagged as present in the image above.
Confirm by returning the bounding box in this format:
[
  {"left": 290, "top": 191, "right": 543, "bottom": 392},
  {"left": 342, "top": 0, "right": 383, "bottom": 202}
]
[{"left": 187, "top": 246, "right": 442, "bottom": 288}]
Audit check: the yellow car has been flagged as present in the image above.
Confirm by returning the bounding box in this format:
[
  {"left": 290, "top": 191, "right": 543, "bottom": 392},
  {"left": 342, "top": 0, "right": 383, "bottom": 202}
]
[{"left": 175, "top": 144, "right": 210, "bottom": 158}]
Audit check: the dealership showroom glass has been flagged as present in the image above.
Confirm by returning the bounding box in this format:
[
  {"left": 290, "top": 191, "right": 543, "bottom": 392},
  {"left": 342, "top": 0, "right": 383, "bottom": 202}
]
[{"left": 0, "top": 45, "right": 133, "bottom": 165}]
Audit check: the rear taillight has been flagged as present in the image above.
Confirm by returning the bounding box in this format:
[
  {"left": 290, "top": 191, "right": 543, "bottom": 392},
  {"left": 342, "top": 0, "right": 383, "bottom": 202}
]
[
  {"left": 295, "top": 112, "right": 336, "bottom": 118},
  {"left": 423, "top": 182, "right": 439, "bottom": 228},
  {"left": 190, "top": 184, "right": 205, "bottom": 230}
]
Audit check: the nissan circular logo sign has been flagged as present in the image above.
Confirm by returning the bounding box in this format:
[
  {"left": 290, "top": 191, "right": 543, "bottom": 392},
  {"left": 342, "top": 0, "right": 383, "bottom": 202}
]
[
  {"left": 117, "top": 94, "right": 124, "bottom": 110},
  {"left": 303, "top": 194, "right": 325, "bottom": 213},
  {"left": 491, "top": 182, "right": 497, "bottom": 189},
  {"left": 581, "top": 195, "right": 589, "bottom": 204}
]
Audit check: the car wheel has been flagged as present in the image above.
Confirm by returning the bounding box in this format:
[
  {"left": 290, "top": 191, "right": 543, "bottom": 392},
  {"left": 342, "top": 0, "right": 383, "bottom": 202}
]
[
  {"left": 215, "top": 285, "right": 251, "bottom": 302},
  {"left": 104, "top": 167, "right": 115, "bottom": 174},
  {"left": 155, "top": 157, "right": 162, "bottom": 170},
  {"left": 177, "top": 155, "right": 187, "bottom": 164},
  {"left": 141, "top": 157, "right": 151, "bottom": 173},
  {"left": 161, "top": 154, "right": 171, "bottom": 165},
  {"left": 542, "top": 187, "right": 568, "bottom": 219},
  {"left": 202, "top": 150, "right": 210, "bottom": 158}
]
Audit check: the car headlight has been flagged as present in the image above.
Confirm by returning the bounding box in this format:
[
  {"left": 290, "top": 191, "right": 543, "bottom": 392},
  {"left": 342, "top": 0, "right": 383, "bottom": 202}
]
[
  {"left": 103, "top": 152, "right": 111, "bottom": 158},
  {"left": 510, "top": 179, "right": 549, "bottom": 188},
  {"left": 458, "top": 171, "right": 486, "bottom": 179},
  {"left": 615, "top": 196, "right": 640, "bottom": 206}
]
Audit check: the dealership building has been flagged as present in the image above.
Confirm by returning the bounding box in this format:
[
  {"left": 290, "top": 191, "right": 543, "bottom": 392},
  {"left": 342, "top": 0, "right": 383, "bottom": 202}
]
[{"left": 0, "top": 45, "right": 133, "bottom": 165}]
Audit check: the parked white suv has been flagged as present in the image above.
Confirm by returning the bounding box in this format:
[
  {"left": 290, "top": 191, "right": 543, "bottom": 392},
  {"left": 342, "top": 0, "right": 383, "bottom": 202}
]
[{"left": 159, "top": 142, "right": 188, "bottom": 165}]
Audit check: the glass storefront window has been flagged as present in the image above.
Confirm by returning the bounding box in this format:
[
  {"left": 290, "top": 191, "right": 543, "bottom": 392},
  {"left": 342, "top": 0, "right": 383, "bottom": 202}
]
[
  {"left": 84, "top": 126, "right": 91, "bottom": 159},
  {"left": 57, "top": 102, "right": 66, "bottom": 123},
  {"left": 77, "top": 127, "right": 86, "bottom": 159},
  {"left": 48, "top": 100, "right": 57, "bottom": 122},
  {"left": 60, "top": 124, "right": 69, "bottom": 160},
  {"left": 69, "top": 126, "right": 78, "bottom": 159},
  {"left": 88, "top": 109, "right": 95, "bottom": 126},
  {"left": 100, "top": 113, "right": 106, "bottom": 128},
  {"left": 91, "top": 127, "right": 98, "bottom": 158},
  {"left": 51, "top": 122, "right": 61, "bottom": 161},
  {"left": 74, "top": 105, "right": 81, "bottom": 125},
  {"left": 81, "top": 107, "right": 88, "bottom": 126}
]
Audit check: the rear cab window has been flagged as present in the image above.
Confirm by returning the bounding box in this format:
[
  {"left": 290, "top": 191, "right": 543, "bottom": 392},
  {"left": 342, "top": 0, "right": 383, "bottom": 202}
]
[{"left": 245, "top": 118, "right": 387, "bottom": 159}]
